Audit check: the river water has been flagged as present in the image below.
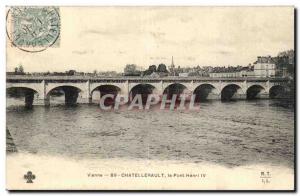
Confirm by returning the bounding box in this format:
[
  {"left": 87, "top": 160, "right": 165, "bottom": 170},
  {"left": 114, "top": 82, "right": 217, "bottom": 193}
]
[{"left": 6, "top": 98, "right": 294, "bottom": 168}]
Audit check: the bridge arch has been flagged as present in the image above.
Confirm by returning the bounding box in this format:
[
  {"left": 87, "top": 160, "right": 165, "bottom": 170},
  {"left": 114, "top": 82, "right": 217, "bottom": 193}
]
[
  {"left": 7, "top": 87, "right": 39, "bottom": 108},
  {"left": 6, "top": 83, "right": 42, "bottom": 96},
  {"left": 163, "top": 83, "right": 190, "bottom": 99},
  {"left": 129, "top": 83, "right": 157, "bottom": 103},
  {"left": 91, "top": 84, "right": 121, "bottom": 105},
  {"left": 162, "top": 82, "right": 191, "bottom": 101},
  {"left": 46, "top": 85, "right": 83, "bottom": 106},
  {"left": 7, "top": 86, "right": 39, "bottom": 95},
  {"left": 46, "top": 84, "right": 84, "bottom": 96},
  {"left": 269, "top": 85, "right": 287, "bottom": 99},
  {"left": 221, "top": 84, "right": 244, "bottom": 101},
  {"left": 246, "top": 85, "right": 267, "bottom": 99},
  {"left": 193, "top": 84, "right": 220, "bottom": 102}
]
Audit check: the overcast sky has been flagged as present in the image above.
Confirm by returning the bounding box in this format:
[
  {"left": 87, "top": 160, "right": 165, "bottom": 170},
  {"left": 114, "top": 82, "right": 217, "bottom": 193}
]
[{"left": 7, "top": 6, "right": 294, "bottom": 72}]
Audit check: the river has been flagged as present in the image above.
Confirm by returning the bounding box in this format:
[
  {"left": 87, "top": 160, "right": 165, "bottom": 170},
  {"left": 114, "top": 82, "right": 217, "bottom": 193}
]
[{"left": 6, "top": 98, "right": 294, "bottom": 169}]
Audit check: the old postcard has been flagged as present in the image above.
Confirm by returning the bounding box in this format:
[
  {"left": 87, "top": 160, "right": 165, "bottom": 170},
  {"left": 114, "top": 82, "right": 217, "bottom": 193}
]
[{"left": 6, "top": 6, "right": 295, "bottom": 190}]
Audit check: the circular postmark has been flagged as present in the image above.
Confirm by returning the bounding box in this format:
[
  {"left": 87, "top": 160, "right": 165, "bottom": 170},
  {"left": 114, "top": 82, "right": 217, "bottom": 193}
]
[{"left": 6, "top": 7, "right": 60, "bottom": 52}]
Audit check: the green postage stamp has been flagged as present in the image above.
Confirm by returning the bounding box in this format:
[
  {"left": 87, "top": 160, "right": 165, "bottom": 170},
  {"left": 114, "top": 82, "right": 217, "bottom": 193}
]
[{"left": 6, "top": 6, "right": 60, "bottom": 52}]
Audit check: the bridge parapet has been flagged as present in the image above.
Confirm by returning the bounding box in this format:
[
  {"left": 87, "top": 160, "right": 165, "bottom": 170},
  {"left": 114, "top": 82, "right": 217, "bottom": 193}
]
[{"left": 6, "top": 75, "right": 289, "bottom": 82}]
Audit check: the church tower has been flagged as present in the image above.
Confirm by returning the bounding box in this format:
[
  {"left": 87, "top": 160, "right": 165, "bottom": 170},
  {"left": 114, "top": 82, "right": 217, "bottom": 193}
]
[
  {"left": 171, "top": 56, "right": 175, "bottom": 68},
  {"left": 169, "top": 56, "right": 175, "bottom": 76}
]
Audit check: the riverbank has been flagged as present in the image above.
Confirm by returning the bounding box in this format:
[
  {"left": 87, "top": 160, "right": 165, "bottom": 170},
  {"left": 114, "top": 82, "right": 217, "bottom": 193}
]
[{"left": 6, "top": 128, "right": 17, "bottom": 153}]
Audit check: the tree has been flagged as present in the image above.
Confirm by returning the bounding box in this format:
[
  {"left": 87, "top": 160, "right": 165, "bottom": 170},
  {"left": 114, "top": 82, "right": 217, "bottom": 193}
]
[
  {"left": 14, "top": 64, "right": 24, "bottom": 74},
  {"left": 66, "top": 70, "right": 76, "bottom": 76},
  {"left": 277, "top": 49, "right": 294, "bottom": 75},
  {"left": 148, "top": 65, "right": 157, "bottom": 72},
  {"left": 124, "top": 64, "right": 141, "bottom": 76},
  {"left": 124, "top": 64, "right": 137, "bottom": 73},
  {"left": 157, "top": 63, "right": 168, "bottom": 73},
  {"left": 93, "top": 70, "right": 97, "bottom": 75},
  {"left": 143, "top": 65, "right": 157, "bottom": 76},
  {"left": 277, "top": 49, "right": 295, "bottom": 100},
  {"left": 18, "top": 65, "right": 24, "bottom": 73}
]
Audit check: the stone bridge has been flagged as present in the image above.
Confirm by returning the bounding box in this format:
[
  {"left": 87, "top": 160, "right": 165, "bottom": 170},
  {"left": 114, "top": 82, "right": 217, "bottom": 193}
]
[{"left": 6, "top": 75, "right": 290, "bottom": 107}]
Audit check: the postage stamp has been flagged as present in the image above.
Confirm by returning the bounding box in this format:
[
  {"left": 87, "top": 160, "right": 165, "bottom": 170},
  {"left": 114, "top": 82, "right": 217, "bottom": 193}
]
[{"left": 6, "top": 6, "right": 60, "bottom": 52}]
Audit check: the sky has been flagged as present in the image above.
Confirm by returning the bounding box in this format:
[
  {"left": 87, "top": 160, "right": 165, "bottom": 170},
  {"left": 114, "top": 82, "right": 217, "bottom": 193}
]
[{"left": 6, "top": 6, "right": 294, "bottom": 72}]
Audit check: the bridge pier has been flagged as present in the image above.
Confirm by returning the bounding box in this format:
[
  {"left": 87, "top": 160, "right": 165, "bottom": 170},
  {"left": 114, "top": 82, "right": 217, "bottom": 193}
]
[
  {"left": 76, "top": 93, "right": 92, "bottom": 104},
  {"left": 256, "top": 93, "right": 269, "bottom": 99},
  {"left": 88, "top": 96, "right": 92, "bottom": 104},
  {"left": 206, "top": 93, "right": 221, "bottom": 100},
  {"left": 25, "top": 91, "right": 34, "bottom": 109},
  {"left": 232, "top": 93, "right": 247, "bottom": 100},
  {"left": 44, "top": 97, "right": 50, "bottom": 106},
  {"left": 87, "top": 80, "right": 92, "bottom": 104},
  {"left": 64, "top": 88, "right": 79, "bottom": 106}
]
